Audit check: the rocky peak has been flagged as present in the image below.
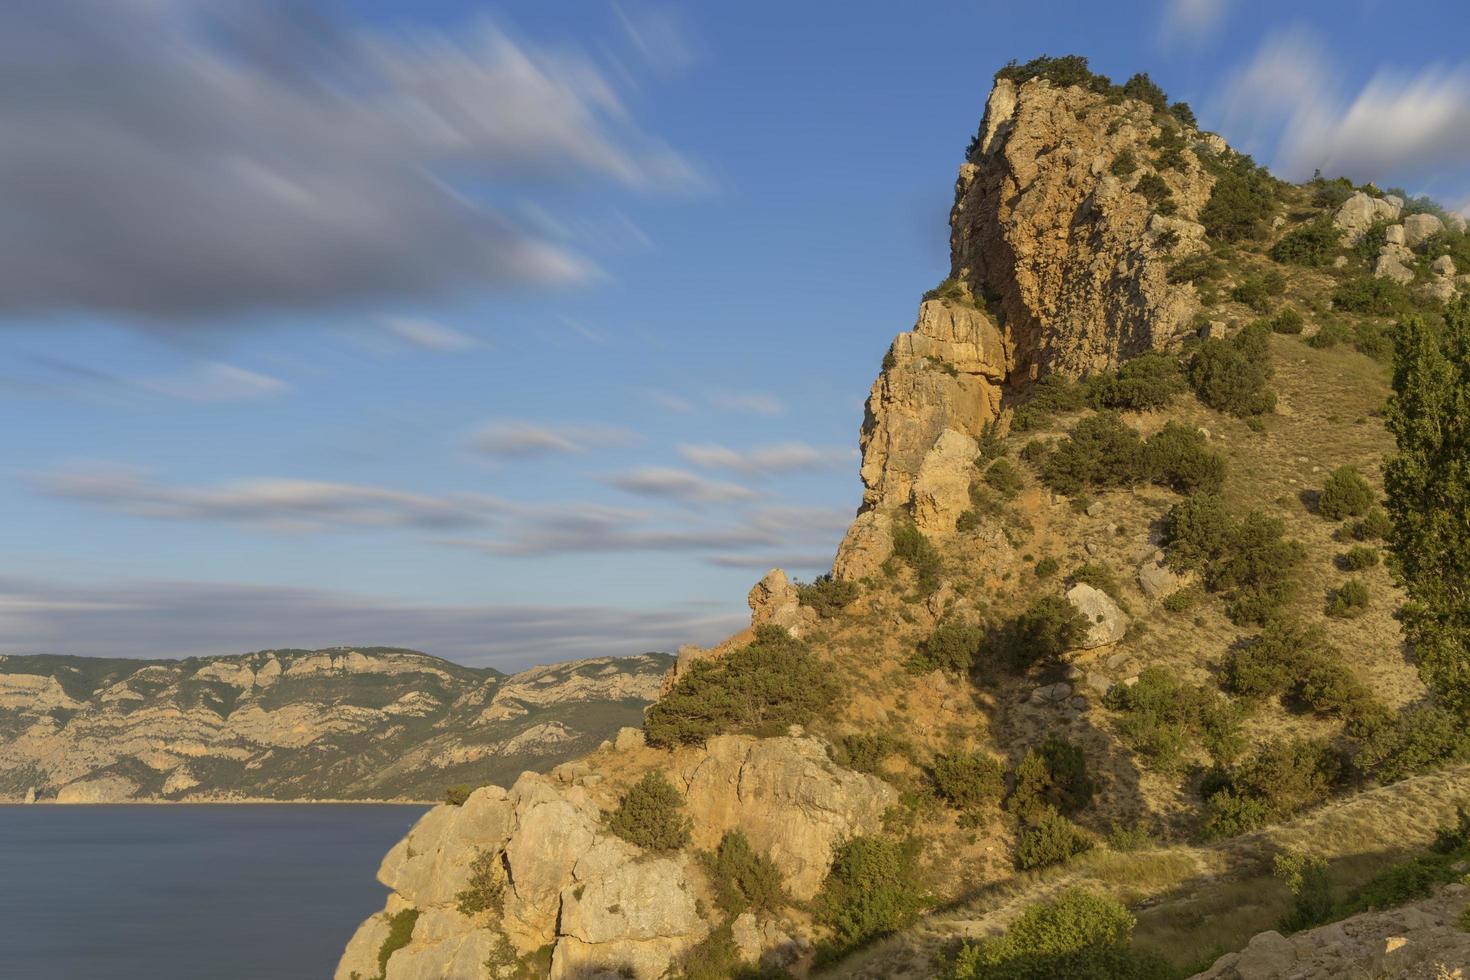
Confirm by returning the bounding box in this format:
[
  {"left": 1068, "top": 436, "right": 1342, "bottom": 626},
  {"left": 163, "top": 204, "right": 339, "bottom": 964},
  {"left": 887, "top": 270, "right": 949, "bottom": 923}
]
[{"left": 843, "top": 75, "right": 1220, "bottom": 563}]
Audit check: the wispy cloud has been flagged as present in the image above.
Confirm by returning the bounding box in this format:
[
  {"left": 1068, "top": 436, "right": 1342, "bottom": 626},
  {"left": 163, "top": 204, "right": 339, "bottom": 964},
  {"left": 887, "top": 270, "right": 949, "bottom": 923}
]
[
  {"left": 709, "top": 390, "right": 786, "bottom": 416},
  {"left": 605, "top": 466, "right": 758, "bottom": 505},
  {"left": 0, "top": 575, "right": 744, "bottom": 668},
  {"left": 613, "top": 3, "right": 701, "bottom": 76},
  {"left": 379, "top": 316, "right": 480, "bottom": 352},
  {"left": 138, "top": 363, "right": 289, "bottom": 402},
  {"left": 36, "top": 465, "right": 501, "bottom": 531},
  {"left": 468, "top": 420, "right": 639, "bottom": 458},
  {"left": 637, "top": 388, "right": 695, "bottom": 414},
  {"left": 1217, "top": 29, "right": 1470, "bottom": 185},
  {"left": 1160, "top": 0, "right": 1230, "bottom": 45},
  {"left": 0, "top": 2, "right": 697, "bottom": 320},
  {"left": 678, "top": 441, "right": 852, "bottom": 477}
]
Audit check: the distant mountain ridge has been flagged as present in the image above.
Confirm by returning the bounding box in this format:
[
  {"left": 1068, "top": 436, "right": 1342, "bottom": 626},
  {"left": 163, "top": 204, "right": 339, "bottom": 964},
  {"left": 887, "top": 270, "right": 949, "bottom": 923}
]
[{"left": 0, "top": 646, "right": 671, "bottom": 802}]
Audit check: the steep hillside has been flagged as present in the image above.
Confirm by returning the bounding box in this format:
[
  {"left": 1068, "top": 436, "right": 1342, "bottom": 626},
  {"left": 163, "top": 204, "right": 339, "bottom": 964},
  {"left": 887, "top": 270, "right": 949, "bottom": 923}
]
[
  {"left": 337, "top": 57, "right": 1470, "bottom": 980},
  {"left": 0, "top": 647, "right": 670, "bottom": 802}
]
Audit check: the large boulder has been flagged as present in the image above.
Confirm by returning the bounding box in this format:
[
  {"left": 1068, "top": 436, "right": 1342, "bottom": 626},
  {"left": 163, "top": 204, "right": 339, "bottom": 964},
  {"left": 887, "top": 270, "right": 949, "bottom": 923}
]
[
  {"left": 748, "top": 568, "right": 801, "bottom": 631},
  {"left": 1374, "top": 248, "right": 1415, "bottom": 285},
  {"left": 910, "top": 428, "right": 981, "bottom": 534},
  {"left": 1065, "top": 583, "right": 1128, "bottom": 649},
  {"left": 1137, "top": 552, "right": 1191, "bottom": 600},
  {"left": 1333, "top": 191, "right": 1401, "bottom": 243},
  {"left": 1403, "top": 212, "right": 1445, "bottom": 247}
]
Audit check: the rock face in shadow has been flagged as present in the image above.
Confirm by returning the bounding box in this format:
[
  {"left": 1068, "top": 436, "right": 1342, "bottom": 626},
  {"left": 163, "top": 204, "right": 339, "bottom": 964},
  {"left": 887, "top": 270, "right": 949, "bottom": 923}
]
[{"left": 337, "top": 732, "right": 895, "bottom": 980}]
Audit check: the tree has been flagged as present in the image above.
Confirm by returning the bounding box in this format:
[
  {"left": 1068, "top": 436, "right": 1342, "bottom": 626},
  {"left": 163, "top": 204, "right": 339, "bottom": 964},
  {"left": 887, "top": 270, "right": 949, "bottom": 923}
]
[
  {"left": 1385, "top": 302, "right": 1470, "bottom": 715},
  {"left": 607, "top": 771, "right": 691, "bottom": 852}
]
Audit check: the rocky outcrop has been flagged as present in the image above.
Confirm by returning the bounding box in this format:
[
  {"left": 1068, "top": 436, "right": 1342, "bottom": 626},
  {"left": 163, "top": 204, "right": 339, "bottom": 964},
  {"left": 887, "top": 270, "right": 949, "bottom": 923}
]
[
  {"left": 1333, "top": 191, "right": 1402, "bottom": 243},
  {"left": 338, "top": 733, "right": 895, "bottom": 980},
  {"left": 1065, "top": 583, "right": 1129, "bottom": 649},
  {"left": 1190, "top": 882, "right": 1470, "bottom": 979},
  {"left": 0, "top": 648, "right": 670, "bottom": 802},
  {"left": 1403, "top": 212, "right": 1445, "bottom": 248},
  {"left": 748, "top": 568, "right": 802, "bottom": 632},
  {"left": 841, "top": 76, "right": 1214, "bottom": 568}
]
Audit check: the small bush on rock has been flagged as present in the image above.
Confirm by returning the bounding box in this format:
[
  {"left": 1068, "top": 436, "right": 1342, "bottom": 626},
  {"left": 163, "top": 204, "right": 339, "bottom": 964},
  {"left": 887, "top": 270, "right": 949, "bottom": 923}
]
[
  {"left": 815, "top": 836, "right": 929, "bottom": 955},
  {"left": 1000, "top": 596, "right": 1090, "bottom": 668},
  {"left": 890, "top": 514, "right": 944, "bottom": 596},
  {"left": 702, "top": 830, "right": 786, "bottom": 917},
  {"left": 607, "top": 771, "right": 691, "bottom": 852},
  {"left": 1200, "top": 152, "right": 1278, "bottom": 242},
  {"left": 830, "top": 731, "right": 906, "bottom": 775},
  {"left": 645, "top": 626, "right": 841, "bottom": 747},
  {"left": 455, "top": 850, "right": 505, "bottom": 916},
  {"left": 985, "top": 458, "right": 1026, "bottom": 499},
  {"left": 796, "top": 574, "right": 859, "bottom": 616},
  {"left": 443, "top": 784, "right": 475, "bottom": 806}
]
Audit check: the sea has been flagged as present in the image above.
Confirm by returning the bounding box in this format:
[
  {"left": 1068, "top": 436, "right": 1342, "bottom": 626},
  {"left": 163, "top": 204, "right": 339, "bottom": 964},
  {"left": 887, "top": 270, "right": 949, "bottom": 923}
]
[{"left": 0, "top": 803, "right": 428, "bottom": 980}]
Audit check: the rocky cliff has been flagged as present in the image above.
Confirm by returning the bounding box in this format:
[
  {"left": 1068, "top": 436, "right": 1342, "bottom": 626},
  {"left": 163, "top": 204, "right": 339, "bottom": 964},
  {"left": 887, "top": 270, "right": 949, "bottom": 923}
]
[{"left": 0, "top": 647, "right": 669, "bottom": 802}]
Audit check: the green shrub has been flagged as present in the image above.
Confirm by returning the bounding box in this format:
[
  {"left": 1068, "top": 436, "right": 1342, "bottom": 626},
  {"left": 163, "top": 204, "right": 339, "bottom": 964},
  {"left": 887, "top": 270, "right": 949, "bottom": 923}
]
[
  {"left": 376, "top": 908, "right": 419, "bottom": 979},
  {"left": 994, "top": 55, "right": 1112, "bottom": 92},
  {"left": 924, "top": 276, "right": 971, "bottom": 304},
  {"left": 1200, "top": 152, "right": 1278, "bottom": 242},
  {"left": 1332, "top": 275, "right": 1410, "bottom": 316},
  {"left": 1039, "top": 412, "right": 1146, "bottom": 494},
  {"left": 985, "top": 459, "right": 1027, "bottom": 499},
  {"left": 1307, "top": 320, "right": 1353, "bottom": 349},
  {"left": 891, "top": 514, "right": 944, "bottom": 596},
  {"left": 1266, "top": 307, "right": 1305, "bottom": 334},
  {"left": 1091, "top": 352, "right": 1186, "bottom": 411},
  {"left": 443, "top": 784, "right": 475, "bottom": 806},
  {"left": 1110, "top": 149, "right": 1138, "bottom": 177},
  {"left": 942, "top": 889, "right": 1172, "bottom": 980},
  {"left": 1270, "top": 218, "right": 1342, "bottom": 267},
  {"left": 1121, "top": 72, "right": 1168, "bottom": 111},
  {"left": 455, "top": 850, "right": 505, "bottom": 916},
  {"left": 1142, "top": 421, "right": 1227, "bottom": 494},
  {"left": 1224, "top": 622, "right": 1376, "bottom": 719},
  {"left": 1011, "top": 374, "right": 1092, "bottom": 432},
  {"left": 1318, "top": 465, "right": 1376, "bottom": 520},
  {"left": 1001, "top": 595, "right": 1090, "bottom": 668},
  {"left": 1132, "top": 172, "right": 1172, "bottom": 207},
  {"left": 1203, "top": 738, "right": 1340, "bottom": 837},
  {"left": 1274, "top": 851, "right": 1334, "bottom": 933},
  {"left": 1105, "top": 667, "right": 1242, "bottom": 770},
  {"left": 1189, "top": 323, "right": 1276, "bottom": 417},
  {"left": 1015, "top": 809, "right": 1094, "bottom": 870},
  {"left": 815, "top": 836, "right": 929, "bottom": 954},
  {"left": 795, "top": 574, "right": 859, "bottom": 616},
  {"left": 1352, "top": 321, "right": 1393, "bottom": 361},
  {"left": 1162, "top": 495, "right": 1304, "bottom": 625},
  {"left": 932, "top": 750, "right": 1006, "bottom": 812},
  {"left": 1068, "top": 561, "right": 1121, "bottom": 601},
  {"left": 1326, "top": 579, "right": 1371, "bottom": 618},
  {"left": 675, "top": 924, "right": 746, "bottom": 980},
  {"left": 914, "top": 621, "right": 985, "bottom": 674},
  {"left": 1352, "top": 508, "right": 1392, "bottom": 541},
  {"left": 1170, "top": 101, "right": 1197, "bottom": 128},
  {"left": 702, "top": 830, "right": 786, "bottom": 917},
  {"left": 1034, "top": 556, "right": 1060, "bottom": 578},
  {"left": 830, "top": 731, "right": 905, "bottom": 775},
  {"left": 645, "top": 627, "right": 842, "bottom": 747},
  {"left": 1008, "top": 739, "right": 1095, "bottom": 821},
  {"left": 1230, "top": 270, "right": 1287, "bottom": 313},
  {"left": 607, "top": 771, "right": 691, "bottom": 852},
  {"left": 1310, "top": 174, "right": 1357, "bottom": 210},
  {"left": 1169, "top": 253, "right": 1225, "bottom": 286},
  {"left": 1356, "top": 705, "right": 1470, "bottom": 783},
  {"left": 1338, "top": 546, "right": 1380, "bottom": 571},
  {"left": 1019, "top": 439, "right": 1049, "bottom": 465}
]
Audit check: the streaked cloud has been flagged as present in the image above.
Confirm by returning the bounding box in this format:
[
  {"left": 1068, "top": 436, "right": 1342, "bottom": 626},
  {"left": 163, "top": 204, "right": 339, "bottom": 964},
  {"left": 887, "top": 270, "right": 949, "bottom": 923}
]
[
  {"left": 379, "top": 316, "right": 480, "bottom": 352},
  {"left": 605, "top": 466, "right": 758, "bottom": 505},
  {"left": 709, "top": 390, "right": 786, "bottom": 416},
  {"left": 678, "top": 441, "right": 852, "bottom": 477},
  {"left": 1160, "top": 0, "right": 1230, "bottom": 45},
  {"left": 0, "top": 1, "right": 696, "bottom": 321},
  {"left": 0, "top": 575, "right": 744, "bottom": 668},
  {"left": 138, "top": 363, "right": 289, "bottom": 402},
  {"left": 36, "top": 464, "right": 500, "bottom": 531},
  {"left": 1218, "top": 29, "right": 1470, "bottom": 185},
  {"left": 468, "top": 420, "right": 639, "bottom": 458}
]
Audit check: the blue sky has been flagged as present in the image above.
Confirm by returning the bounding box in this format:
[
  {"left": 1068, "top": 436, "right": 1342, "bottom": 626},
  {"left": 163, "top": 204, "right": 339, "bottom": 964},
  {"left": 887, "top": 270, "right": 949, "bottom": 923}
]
[{"left": 3, "top": 0, "right": 1468, "bottom": 667}]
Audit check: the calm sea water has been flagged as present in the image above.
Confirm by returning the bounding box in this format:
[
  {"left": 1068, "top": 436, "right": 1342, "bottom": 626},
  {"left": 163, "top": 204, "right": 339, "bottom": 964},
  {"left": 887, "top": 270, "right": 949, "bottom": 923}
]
[{"left": 0, "top": 804, "right": 428, "bottom": 980}]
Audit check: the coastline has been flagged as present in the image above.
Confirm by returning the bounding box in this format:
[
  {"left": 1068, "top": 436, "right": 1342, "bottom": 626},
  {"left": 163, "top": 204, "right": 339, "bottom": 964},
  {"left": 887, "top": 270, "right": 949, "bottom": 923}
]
[{"left": 0, "top": 797, "right": 434, "bottom": 806}]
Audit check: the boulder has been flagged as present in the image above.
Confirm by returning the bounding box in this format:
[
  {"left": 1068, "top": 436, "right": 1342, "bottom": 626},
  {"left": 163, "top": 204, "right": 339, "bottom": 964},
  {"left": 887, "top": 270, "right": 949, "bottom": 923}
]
[
  {"left": 1447, "top": 212, "right": 1468, "bottom": 234},
  {"left": 1231, "top": 930, "right": 1296, "bottom": 978},
  {"left": 1432, "top": 254, "right": 1457, "bottom": 278},
  {"left": 748, "top": 568, "right": 801, "bottom": 631},
  {"left": 1373, "top": 250, "right": 1415, "bottom": 285},
  {"left": 910, "top": 428, "right": 981, "bottom": 534},
  {"left": 1333, "top": 191, "right": 1401, "bottom": 243},
  {"left": 1384, "top": 223, "right": 1406, "bottom": 245},
  {"left": 1137, "top": 553, "right": 1190, "bottom": 600},
  {"left": 1404, "top": 212, "right": 1445, "bottom": 247},
  {"left": 1065, "top": 583, "right": 1128, "bottom": 649}
]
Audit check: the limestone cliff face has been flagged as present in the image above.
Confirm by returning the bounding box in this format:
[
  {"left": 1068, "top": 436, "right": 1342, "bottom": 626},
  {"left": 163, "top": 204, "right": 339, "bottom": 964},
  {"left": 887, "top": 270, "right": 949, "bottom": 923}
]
[
  {"left": 0, "top": 648, "right": 670, "bottom": 802},
  {"left": 842, "top": 76, "right": 1217, "bottom": 570},
  {"left": 336, "top": 731, "right": 895, "bottom": 980}
]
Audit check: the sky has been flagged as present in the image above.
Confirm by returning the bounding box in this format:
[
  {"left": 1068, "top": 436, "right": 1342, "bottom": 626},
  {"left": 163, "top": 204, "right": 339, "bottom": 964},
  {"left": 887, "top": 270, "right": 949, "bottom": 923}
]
[{"left": 3, "top": 0, "right": 1469, "bottom": 668}]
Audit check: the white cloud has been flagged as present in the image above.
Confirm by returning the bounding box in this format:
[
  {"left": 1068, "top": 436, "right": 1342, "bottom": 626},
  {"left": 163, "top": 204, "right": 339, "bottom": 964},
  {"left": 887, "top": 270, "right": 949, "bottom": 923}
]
[
  {"left": 1218, "top": 30, "right": 1470, "bottom": 186},
  {"left": 138, "top": 362, "right": 289, "bottom": 402},
  {"left": 606, "top": 466, "right": 758, "bottom": 505},
  {"left": 0, "top": 575, "right": 744, "bottom": 668},
  {"left": 379, "top": 316, "right": 479, "bottom": 352},
  {"left": 37, "top": 465, "right": 501, "bottom": 531},
  {"left": 1160, "top": 0, "right": 1230, "bottom": 45},
  {"left": 0, "top": 2, "right": 697, "bottom": 320},
  {"left": 678, "top": 441, "right": 852, "bottom": 477},
  {"left": 709, "top": 390, "right": 786, "bottom": 416},
  {"left": 468, "top": 420, "right": 638, "bottom": 458}
]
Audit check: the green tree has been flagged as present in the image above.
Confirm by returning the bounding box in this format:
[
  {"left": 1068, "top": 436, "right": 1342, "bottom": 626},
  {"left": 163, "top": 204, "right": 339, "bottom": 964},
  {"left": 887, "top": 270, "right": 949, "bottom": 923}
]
[
  {"left": 607, "top": 771, "right": 691, "bottom": 852},
  {"left": 1385, "top": 303, "right": 1470, "bottom": 715}
]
